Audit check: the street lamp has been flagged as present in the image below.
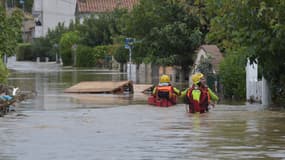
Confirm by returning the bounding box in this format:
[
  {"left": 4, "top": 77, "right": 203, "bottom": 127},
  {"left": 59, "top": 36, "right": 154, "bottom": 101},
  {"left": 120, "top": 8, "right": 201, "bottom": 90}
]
[
  {"left": 125, "top": 38, "right": 134, "bottom": 80},
  {"left": 53, "top": 43, "right": 59, "bottom": 63},
  {"left": 72, "top": 44, "right": 77, "bottom": 67}
]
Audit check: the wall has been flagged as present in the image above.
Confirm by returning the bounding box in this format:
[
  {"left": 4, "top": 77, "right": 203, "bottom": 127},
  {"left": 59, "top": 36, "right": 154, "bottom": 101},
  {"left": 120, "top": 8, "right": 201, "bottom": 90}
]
[{"left": 42, "top": 0, "right": 76, "bottom": 36}]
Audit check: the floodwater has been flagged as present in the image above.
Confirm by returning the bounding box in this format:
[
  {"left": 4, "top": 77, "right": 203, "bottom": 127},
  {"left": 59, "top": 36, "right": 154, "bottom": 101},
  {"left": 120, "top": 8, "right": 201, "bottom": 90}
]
[{"left": 1, "top": 58, "right": 285, "bottom": 160}]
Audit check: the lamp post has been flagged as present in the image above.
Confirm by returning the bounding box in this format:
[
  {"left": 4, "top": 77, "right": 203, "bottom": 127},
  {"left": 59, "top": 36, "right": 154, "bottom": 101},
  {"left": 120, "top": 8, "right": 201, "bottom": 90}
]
[
  {"left": 128, "top": 46, "right": 132, "bottom": 79},
  {"left": 125, "top": 38, "right": 134, "bottom": 80},
  {"left": 53, "top": 43, "right": 59, "bottom": 63},
  {"left": 72, "top": 44, "right": 77, "bottom": 67}
]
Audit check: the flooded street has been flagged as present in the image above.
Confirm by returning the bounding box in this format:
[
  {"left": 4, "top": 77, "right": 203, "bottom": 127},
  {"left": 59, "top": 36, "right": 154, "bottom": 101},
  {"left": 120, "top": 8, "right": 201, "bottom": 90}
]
[{"left": 1, "top": 59, "right": 285, "bottom": 160}]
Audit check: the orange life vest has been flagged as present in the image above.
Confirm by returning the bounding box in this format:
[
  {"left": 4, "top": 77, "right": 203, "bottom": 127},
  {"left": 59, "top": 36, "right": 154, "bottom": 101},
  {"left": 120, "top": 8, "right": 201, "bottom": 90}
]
[{"left": 155, "top": 86, "right": 174, "bottom": 99}]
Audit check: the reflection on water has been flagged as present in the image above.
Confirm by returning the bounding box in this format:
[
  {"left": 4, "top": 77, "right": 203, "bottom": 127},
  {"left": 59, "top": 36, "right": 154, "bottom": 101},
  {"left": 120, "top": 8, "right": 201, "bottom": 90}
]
[{"left": 1, "top": 60, "right": 285, "bottom": 160}]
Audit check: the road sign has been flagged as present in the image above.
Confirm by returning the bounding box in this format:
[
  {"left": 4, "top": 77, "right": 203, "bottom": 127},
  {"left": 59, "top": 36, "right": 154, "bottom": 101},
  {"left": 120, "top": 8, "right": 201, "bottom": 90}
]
[{"left": 125, "top": 38, "right": 134, "bottom": 49}]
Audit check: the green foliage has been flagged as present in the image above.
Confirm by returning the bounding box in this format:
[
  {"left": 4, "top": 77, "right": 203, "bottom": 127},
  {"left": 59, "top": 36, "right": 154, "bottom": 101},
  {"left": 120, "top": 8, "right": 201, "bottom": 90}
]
[
  {"left": 0, "top": 6, "right": 22, "bottom": 81},
  {"left": 93, "top": 45, "right": 112, "bottom": 67},
  {"left": 0, "top": 6, "right": 23, "bottom": 57},
  {"left": 76, "top": 45, "right": 95, "bottom": 67},
  {"left": 46, "top": 23, "right": 68, "bottom": 47},
  {"left": 93, "top": 45, "right": 109, "bottom": 59},
  {"left": 113, "top": 45, "right": 128, "bottom": 64},
  {"left": 219, "top": 52, "right": 247, "bottom": 100},
  {"left": 28, "top": 23, "right": 68, "bottom": 62},
  {"left": 16, "top": 43, "right": 32, "bottom": 61},
  {"left": 0, "top": 55, "right": 8, "bottom": 83},
  {"left": 76, "top": 45, "right": 111, "bottom": 67},
  {"left": 271, "top": 74, "right": 285, "bottom": 106},
  {"left": 78, "top": 14, "right": 113, "bottom": 47},
  {"left": 119, "top": 0, "right": 203, "bottom": 76},
  {"left": 59, "top": 31, "right": 80, "bottom": 66},
  {"left": 206, "top": 0, "right": 285, "bottom": 102},
  {"left": 31, "top": 37, "right": 53, "bottom": 61},
  {"left": 108, "top": 9, "right": 128, "bottom": 37}
]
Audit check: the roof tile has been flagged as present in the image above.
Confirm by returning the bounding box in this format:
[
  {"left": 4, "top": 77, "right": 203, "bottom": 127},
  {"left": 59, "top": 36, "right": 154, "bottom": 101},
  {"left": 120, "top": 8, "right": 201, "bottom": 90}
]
[{"left": 77, "top": 0, "right": 139, "bottom": 13}]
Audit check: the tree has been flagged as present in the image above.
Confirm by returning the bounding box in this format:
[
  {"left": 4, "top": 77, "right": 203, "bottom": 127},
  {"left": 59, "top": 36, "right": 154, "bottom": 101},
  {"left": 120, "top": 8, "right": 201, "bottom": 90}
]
[
  {"left": 113, "top": 45, "right": 128, "bottom": 71},
  {"left": 206, "top": 0, "right": 285, "bottom": 102},
  {"left": 0, "top": 5, "right": 22, "bottom": 82},
  {"left": 0, "top": 6, "right": 23, "bottom": 57},
  {"left": 78, "top": 14, "right": 113, "bottom": 47},
  {"left": 59, "top": 31, "right": 80, "bottom": 66},
  {"left": 120, "top": 0, "right": 203, "bottom": 79}
]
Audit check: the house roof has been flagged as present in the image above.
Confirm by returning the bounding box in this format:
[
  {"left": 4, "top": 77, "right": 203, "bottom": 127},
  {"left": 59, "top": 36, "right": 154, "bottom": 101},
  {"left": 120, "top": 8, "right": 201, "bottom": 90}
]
[
  {"left": 200, "top": 45, "right": 224, "bottom": 72},
  {"left": 77, "top": 0, "right": 139, "bottom": 13}
]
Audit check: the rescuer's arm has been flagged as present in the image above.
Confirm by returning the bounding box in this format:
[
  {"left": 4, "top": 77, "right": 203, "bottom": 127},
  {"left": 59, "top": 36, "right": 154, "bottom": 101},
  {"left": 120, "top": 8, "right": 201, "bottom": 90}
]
[
  {"left": 208, "top": 88, "right": 219, "bottom": 102},
  {"left": 173, "top": 87, "right": 181, "bottom": 96},
  {"left": 180, "top": 88, "right": 188, "bottom": 97},
  {"left": 152, "top": 87, "right": 157, "bottom": 95}
]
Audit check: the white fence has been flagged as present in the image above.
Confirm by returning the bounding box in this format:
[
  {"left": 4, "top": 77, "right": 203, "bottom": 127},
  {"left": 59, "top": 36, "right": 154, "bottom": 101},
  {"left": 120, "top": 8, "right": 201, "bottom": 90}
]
[
  {"left": 246, "top": 59, "right": 270, "bottom": 106},
  {"left": 247, "top": 81, "right": 262, "bottom": 102}
]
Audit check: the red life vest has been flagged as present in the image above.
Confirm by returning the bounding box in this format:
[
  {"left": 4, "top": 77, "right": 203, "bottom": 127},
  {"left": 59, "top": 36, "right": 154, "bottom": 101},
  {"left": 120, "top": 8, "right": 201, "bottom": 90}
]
[{"left": 186, "top": 85, "right": 210, "bottom": 113}]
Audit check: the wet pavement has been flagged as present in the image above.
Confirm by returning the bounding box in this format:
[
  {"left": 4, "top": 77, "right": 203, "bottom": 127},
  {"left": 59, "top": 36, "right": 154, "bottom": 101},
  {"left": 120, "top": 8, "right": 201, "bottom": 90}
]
[{"left": 0, "top": 58, "right": 284, "bottom": 160}]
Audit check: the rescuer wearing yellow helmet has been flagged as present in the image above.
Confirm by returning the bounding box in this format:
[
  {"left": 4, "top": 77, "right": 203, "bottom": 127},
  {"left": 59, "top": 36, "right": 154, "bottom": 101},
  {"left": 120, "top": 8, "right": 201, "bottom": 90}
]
[
  {"left": 152, "top": 75, "right": 180, "bottom": 103},
  {"left": 192, "top": 72, "right": 205, "bottom": 85},
  {"left": 181, "top": 72, "right": 219, "bottom": 113},
  {"left": 159, "top": 75, "right": 171, "bottom": 83}
]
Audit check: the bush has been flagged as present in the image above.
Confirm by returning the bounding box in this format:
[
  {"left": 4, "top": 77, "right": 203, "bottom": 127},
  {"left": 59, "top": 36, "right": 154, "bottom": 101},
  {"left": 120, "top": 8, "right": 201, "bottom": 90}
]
[
  {"left": 31, "top": 38, "right": 54, "bottom": 61},
  {"left": 76, "top": 45, "right": 96, "bottom": 67},
  {"left": 93, "top": 45, "right": 111, "bottom": 67},
  {"left": 0, "top": 56, "right": 8, "bottom": 83},
  {"left": 113, "top": 45, "right": 128, "bottom": 64},
  {"left": 16, "top": 43, "right": 32, "bottom": 61},
  {"left": 60, "top": 31, "right": 79, "bottom": 66},
  {"left": 219, "top": 53, "right": 246, "bottom": 100}
]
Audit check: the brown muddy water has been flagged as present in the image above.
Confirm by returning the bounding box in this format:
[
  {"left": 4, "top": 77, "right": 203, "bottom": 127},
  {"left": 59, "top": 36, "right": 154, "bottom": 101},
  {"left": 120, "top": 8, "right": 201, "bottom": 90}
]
[{"left": 1, "top": 58, "right": 285, "bottom": 160}]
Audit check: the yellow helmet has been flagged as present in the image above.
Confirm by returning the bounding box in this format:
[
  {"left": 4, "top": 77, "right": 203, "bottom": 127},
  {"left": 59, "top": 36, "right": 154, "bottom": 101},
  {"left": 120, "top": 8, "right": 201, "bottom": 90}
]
[
  {"left": 159, "top": 75, "right": 170, "bottom": 83},
  {"left": 192, "top": 73, "right": 204, "bottom": 84}
]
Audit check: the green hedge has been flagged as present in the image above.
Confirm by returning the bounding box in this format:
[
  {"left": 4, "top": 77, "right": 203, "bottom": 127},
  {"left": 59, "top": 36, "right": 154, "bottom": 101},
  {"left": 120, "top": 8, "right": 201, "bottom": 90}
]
[
  {"left": 16, "top": 43, "right": 32, "bottom": 61},
  {"left": 0, "top": 56, "right": 8, "bottom": 83},
  {"left": 76, "top": 45, "right": 95, "bottom": 67},
  {"left": 219, "top": 53, "right": 246, "bottom": 100},
  {"left": 75, "top": 45, "right": 111, "bottom": 67}
]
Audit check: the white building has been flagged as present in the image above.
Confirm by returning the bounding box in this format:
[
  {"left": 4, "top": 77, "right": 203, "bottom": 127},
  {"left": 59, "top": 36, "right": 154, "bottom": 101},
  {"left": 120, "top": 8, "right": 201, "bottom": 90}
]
[{"left": 32, "top": 0, "right": 77, "bottom": 38}]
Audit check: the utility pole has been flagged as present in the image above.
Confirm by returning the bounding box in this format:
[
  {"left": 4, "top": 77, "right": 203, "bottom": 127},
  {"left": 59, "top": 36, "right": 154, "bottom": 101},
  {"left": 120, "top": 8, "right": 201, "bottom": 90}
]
[
  {"left": 53, "top": 43, "right": 59, "bottom": 64},
  {"left": 72, "top": 44, "right": 77, "bottom": 67},
  {"left": 128, "top": 46, "right": 132, "bottom": 79},
  {"left": 125, "top": 38, "right": 134, "bottom": 81}
]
